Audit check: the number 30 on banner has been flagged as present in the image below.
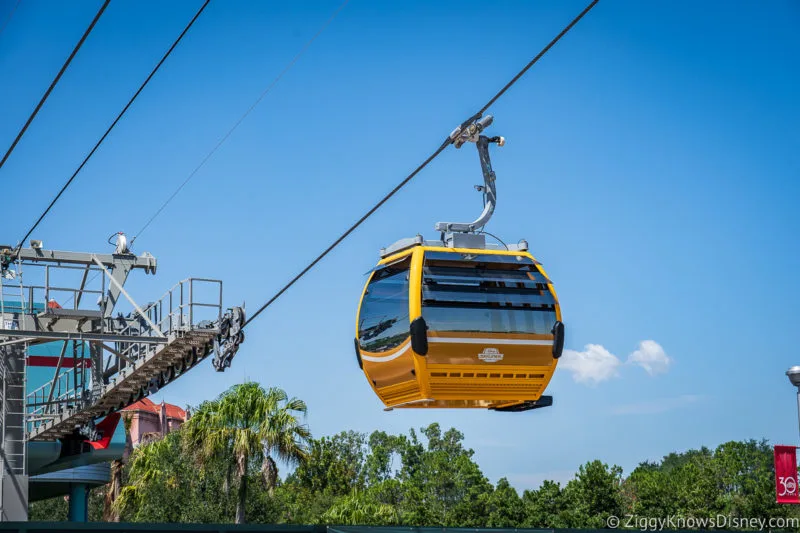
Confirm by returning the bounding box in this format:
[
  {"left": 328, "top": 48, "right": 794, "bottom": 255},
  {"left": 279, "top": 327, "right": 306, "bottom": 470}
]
[
  {"left": 774, "top": 445, "right": 800, "bottom": 504},
  {"left": 778, "top": 475, "right": 798, "bottom": 497}
]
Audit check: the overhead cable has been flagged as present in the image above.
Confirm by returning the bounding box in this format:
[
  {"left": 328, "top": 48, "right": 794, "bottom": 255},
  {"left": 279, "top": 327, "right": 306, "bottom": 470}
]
[
  {"left": 15, "top": 0, "right": 210, "bottom": 253},
  {"left": 0, "top": 0, "right": 110, "bottom": 173},
  {"left": 243, "top": 0, "right": 600, "bottom": 328}
]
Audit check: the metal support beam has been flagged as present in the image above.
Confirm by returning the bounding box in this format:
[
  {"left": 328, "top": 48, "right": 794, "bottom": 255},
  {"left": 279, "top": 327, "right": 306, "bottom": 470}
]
[
  {"left": 0, "top": 339, "right": 31, "bottom": 348},
  {"left": 100, "top": 343, "right": 134, "bottom": 364},
  {"left": 92, "top": 256, "right": 164, "bottom": 337},
  {"left": 0, "top": 330, "right": 167, "bottom": 344},
  {"left": 89, "top": 342, "right": 103, "bottom": 399},
  {"left": 45, "top": 341, "right": 69, "bottom": 405},
  {"left": 11, "top": 247, "right": 156, "bottom": 272},
  {"left": 1, "top": 344, "right": 28, "bottom": 521},
  {"left": 74, "top": 265, "right": 91, "bottom": 309},
  {"left": 67, "top": 483, "right": 88, "bottom": 522}
]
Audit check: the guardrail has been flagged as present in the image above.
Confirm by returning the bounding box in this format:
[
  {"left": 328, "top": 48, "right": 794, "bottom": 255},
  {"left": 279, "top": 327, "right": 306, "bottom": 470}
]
[
  {"left": 146, "top": 278, "right": 223, "bottom": 335},
  {"left": 23, "top": 278, "right": 223, "bottom": 433}
]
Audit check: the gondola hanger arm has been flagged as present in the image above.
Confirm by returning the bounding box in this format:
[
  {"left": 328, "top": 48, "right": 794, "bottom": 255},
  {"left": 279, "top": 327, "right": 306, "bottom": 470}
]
[{"left": 436, "top": 115, "right": 505, "bottom": 234}]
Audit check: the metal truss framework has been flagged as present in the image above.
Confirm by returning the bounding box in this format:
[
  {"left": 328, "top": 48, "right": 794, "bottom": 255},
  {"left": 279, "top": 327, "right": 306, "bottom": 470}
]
[{"left": 0, "top": 236, "right": 244, "bottom": 520}]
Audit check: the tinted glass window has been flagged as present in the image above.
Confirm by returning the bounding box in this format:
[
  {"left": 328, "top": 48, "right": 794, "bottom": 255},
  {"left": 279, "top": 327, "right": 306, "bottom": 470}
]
[
  {"left": 422, "top": 252, "right": 557, "bottom": 335},
  {"left": 358, "top": 258, "right": 410, "bottom": 352}
]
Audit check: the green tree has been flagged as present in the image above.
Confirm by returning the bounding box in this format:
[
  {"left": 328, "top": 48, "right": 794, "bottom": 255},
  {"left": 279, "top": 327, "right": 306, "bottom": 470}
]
[
  {"left": 363, "top": 430, "right": 403, "bottom": 485},
  {"left": 322, "top": 490, "right": 399, "bottom": 525},
  {"left": 114, "top": 432, "right": 194, "bottom": 522},
  {"left": 623, "top": 440, "right": 800, "bottom": 524},
  {"left": 482, "top": 477, "right": 525, "bottom": 527},
  {"left": 561, "top": 460, "right": 624, "bottom": 528},
  {"left": 280, "top": 431, "right": 370, "bottom": 524},
  {"left": 291, "top": 431, "right": 367, "bottom": 496},
  {"left": 272, "top": 484, "right": 332, "bottom": 524},
  {"left": 660, "top": 446, "right": 713, "bottom": 472},
  {"left": 627, "top": 462, "right": 678, "bottom": 517},
  {"left": 184, "top": 382, "right": 311, "bottom": 523},
  {"left": 522, "top": 480, "right": 570, "bottom": 528},
  {"left": 714, "top": 439, "right": 784, "bottom": 519},
  {"left": 29, "top": 495, "right": 68, "bottom": 521},
  {"left": 30, "top": 486, "right": 105, "bottom": 522},
  {"left": 393, "top": 423, "right": 493, "bottom": 526}
]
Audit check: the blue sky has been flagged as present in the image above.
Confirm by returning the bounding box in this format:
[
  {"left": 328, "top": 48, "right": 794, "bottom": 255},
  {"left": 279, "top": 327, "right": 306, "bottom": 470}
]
[{"left": 1, "top": 0, "right": 798, "bottom": 491}]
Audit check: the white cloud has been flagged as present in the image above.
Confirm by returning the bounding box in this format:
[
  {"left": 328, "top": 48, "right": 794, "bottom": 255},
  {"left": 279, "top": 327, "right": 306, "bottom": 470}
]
[
  {"left": 559, "top": 340, "right": 673, "bottom": 385},
  {"left": 611, "top": 394, "right": 701, "bottom": 415},
  {"left": 627, "top": 340, "right": 671, "bottom": 375},
  {"left": 560, "top": 344, "right": 622, "bottom": 384}
]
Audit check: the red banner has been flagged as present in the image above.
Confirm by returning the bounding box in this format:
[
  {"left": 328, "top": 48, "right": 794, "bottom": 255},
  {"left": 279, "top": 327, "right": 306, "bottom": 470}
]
[{"left": 774, "top": 445, "right": 800, "bottom": 504}]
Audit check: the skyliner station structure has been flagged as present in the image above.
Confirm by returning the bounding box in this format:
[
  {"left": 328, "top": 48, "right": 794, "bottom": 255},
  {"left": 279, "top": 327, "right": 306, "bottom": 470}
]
[{"left": 0, "top": 234, "right": 245, "bottom": 521}]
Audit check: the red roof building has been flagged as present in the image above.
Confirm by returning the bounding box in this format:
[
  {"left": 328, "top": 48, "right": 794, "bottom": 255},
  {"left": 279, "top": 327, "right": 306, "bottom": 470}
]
[{"left": 121, "top": 398, "right": 189, "bottom": 447}]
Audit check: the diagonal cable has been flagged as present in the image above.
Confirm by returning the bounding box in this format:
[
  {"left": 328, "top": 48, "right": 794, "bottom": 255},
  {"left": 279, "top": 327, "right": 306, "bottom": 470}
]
[
  {"left": 243, "top": 0, "right": 600, "bottom": 327},
  {"left": 15, "top": 0, "right": 210, "bottom": 253},
  {"left": 0, "top": 0, "right": 110, "bottom": 172},
  {"left": 130, "top": 0, "right": 351, "bottom": 244},
  {"left": 0, "top": 0, "right": 23, "bottom": 39}
]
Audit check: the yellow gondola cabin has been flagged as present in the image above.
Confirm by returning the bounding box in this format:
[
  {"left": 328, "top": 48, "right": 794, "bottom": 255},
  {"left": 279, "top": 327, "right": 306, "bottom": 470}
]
[
  {"left": 354, "top": 115, "right": 564, "bottom": 412},
  {"left": 355, "top": 240, "right": 564, "bottom": 412}
]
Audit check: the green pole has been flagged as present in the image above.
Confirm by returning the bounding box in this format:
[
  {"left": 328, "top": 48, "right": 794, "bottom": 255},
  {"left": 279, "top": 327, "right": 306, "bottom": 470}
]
[{"left": 67, "top": 483, "right": 88, "bottom": 522}]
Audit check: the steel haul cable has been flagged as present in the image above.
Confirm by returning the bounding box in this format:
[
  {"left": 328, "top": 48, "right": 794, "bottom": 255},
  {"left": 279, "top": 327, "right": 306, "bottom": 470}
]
[
  {"left": 0, "top": 0, "right": 110, "bottom": 173},
  {"left": 243, "top": 0, "right": 600, "bottom": 328},
  {"left": 14, "top": 0, "right": 211, "bottom": 253}
]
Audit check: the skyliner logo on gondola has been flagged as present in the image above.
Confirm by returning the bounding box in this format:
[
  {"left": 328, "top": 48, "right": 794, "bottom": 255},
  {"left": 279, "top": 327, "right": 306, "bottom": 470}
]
[{"left": 478, "top": 347, "right": 504, "bottom": 362}]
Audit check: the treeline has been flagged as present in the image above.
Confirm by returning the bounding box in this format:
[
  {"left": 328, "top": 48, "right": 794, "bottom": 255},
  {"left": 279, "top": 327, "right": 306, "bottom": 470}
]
[{"left": 30, "top": 384, "right": 800, "bottom": 528}]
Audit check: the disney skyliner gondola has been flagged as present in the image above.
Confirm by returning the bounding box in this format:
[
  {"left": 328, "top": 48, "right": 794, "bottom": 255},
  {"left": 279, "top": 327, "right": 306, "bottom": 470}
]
[{"left": 355, "top": 116, "right": 564, "bottom": 412}]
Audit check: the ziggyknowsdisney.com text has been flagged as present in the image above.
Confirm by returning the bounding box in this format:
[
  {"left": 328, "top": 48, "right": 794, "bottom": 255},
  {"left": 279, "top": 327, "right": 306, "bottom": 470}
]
[{"left": 606, "top": 514, "right": 799, "bottom": 531}]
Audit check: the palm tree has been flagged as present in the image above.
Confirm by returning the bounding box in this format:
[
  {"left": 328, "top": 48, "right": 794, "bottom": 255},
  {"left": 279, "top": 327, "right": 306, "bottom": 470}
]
[{"left": 184, "top": 382, "right": 311, "bottom": 524}]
